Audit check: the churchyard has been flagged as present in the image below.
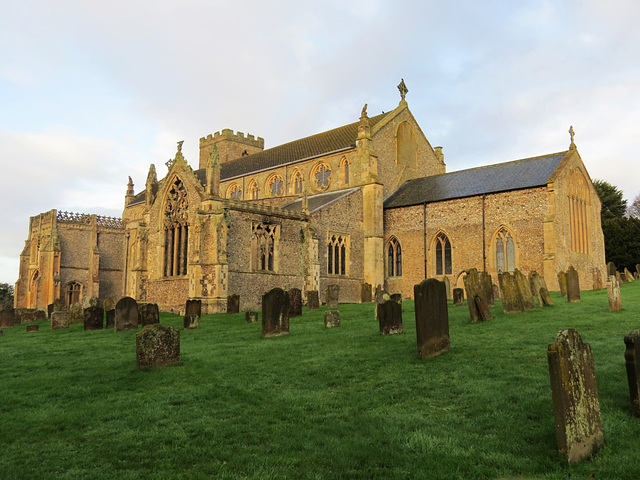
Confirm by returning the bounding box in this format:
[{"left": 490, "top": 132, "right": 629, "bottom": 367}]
[{"left": 1, "top": 282, "right": 640, "bottom": 479}]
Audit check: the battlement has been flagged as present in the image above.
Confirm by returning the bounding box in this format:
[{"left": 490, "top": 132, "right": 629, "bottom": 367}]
[
  {"left": 199, "top": 128, "right": 265, "bottom": 169},
  {"left": 56, "top": 210, "right": 124, "bottom": 229},
  {"left": 200, "top": 129, "right": 264, "bottom": 149}
]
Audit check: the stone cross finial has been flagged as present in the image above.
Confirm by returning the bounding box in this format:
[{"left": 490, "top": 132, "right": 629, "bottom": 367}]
[
  {"left": 361, "top": 103, "right": 368, "bottom": 119},
  {"left": 398, "top": 78, "right": 408, "bottom": 101},
  {"left": 177, "top": 140, "right": 184, "bottom": 153},
  {"left": 569, "top": 126, "right": 576, "bottom": 150}
]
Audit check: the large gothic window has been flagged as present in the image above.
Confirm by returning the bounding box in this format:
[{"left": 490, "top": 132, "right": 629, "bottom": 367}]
[
  {"left": 327, "top": 234, "right": 349, "bottom": 275},
  {"left": 568, "top": 169, "right": 590, "bottom": 254},
  {"left": 435, "top": 232, "right": 452, "bottom": 276},
  {"left": 163, "top": 177, "right": 189, "bottom": 277},
  {"left": 252, "top": 223, "right": 278, "bottom": 272},
  {"left": 387, "top": 237, "right": 402, "bottom": 277},
  {"left": 495, "top": 228, "right": 516, "bottom": 273}
]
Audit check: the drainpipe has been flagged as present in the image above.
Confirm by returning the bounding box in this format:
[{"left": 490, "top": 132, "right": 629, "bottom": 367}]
[
  {"left": 423, "top": 203, "right": 427, "bottom": 279},
  {"left": 124, "top": 232, "right": 130, "bottom": 296},
  {"left": 482, "top": 195, "right": 486, "bottom": 272}
]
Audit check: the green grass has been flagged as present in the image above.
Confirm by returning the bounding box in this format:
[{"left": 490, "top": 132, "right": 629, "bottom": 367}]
[{"left": 1, "top": 283, "right": 640, "bottom": 479}]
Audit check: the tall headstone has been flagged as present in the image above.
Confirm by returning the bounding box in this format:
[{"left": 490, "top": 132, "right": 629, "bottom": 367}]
[
  {"left": 414, "top": 279, "right": 450, "bottom": 358},
  {"left": 307, "top": 290, "right": 319, "bottom": 310},
  {"left": 498, "top": 272, "right": 523, "bottom": 314},
  {"left": 262, "top": 287, "right": 290, "bottom": 338},
  {"left": 566, "top": 266, "right": 581, "bottom": 303},
  {"left": 138, "top": 303, "right": 160, "bottom": 326},
  {"left": 136, "top": 324, "right": 180, "bottom": 368},
  {"left": 606, "top": 262, "right": 617, "bottom": 277},
  {"left": 51, "top": 311, "right": 69, "bottom": 330},
  {"left": 227, "top": 294, "right": 240, "bottom": 314},
  {"left": 324, "top": 310, "right": 341, "bottom": 328},
  {"left": 463, "top": 268, "right": 484, "bottom": 322},
  {"left": 114, "top": 297, "right": 139, "bottom": 332},
  {"left": 592, "top": 268, "right": 603, "bottom": 290},
  {"left": 325, "top": 284, "right": 339, "bottom": 308},
  {"left": 360, "top": 283, "right": 372, "bottom": 303},
  {"left": 547, "top": 329, "right": 603, "bottom": 463},
  {"left": 442, "top": 276, "right": 452, "bottom": 301},
  {"left": 514, "top": 269, "right": 535, "bottom": 311},
  {"left": 452, "top": 288, "right": 464, "bottom": 306},
  {"left": 607, "top": 275, "right": 621, "bottom": 312},
  {"left": 529, "top": 271, "right": 546, "bottom": 307},
  {"left": 378, "top": 296, "right": 402, "bottom": 335},
  {"left": 624, "top": 330, "right": 640, "bottom": 417},
  {"left": 557, "top": 271, "right": 567, "bottom": 297},
  {"left": 375, "top": 290, "right": 390, "bottom": 321},
  {"left": 288, "top": 288, "right": 302, "bottom": 317},
  {"left": 83, "top": 306, "right": 104, "bottom": 331},
  {"left": 479, "top": 272, "right": 495, "bottom": 306},
  {"left": 184, "top": 299, "right": 201, "bottom": 327}
]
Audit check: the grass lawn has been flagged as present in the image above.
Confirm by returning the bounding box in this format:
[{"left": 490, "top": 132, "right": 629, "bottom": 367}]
[{"left": 1, "top": 282, "right": 640, "bottom": 479}]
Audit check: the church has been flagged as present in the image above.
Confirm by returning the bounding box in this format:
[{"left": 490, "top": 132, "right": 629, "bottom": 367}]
[{"left": 15, "top": 82, "right": 606, "bottom": 312}]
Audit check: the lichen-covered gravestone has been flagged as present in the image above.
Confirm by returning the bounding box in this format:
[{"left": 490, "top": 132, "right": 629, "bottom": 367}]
[
  {"left": 529, "top": 271, "right": 546, "bottom": 307},
  {"left": 138, "top": 303, "right": 160, "bottom": 326},
  {"left": 414, "top": 279, "right": 450, "bottom": 358},
  {"left": 83, "top": 306, "right": 104, "bottom": 331},
  {"left": 227, "top": 294, "right": 240, "bottom": 314},
  {"left": 288, "top": 288, "right": 302, "bottom": 317},
  {"left": 624, "top": 330, "right": 640, "bottom": 417},
  {"left": 474, "top": 295, "right": 492, "bottom": 321},
  {"left": 262, "top": 287, "right": 290, "bottom": 338},
  {"left": 325, "top": 284, "right": 339, "bottom": 308},
  {"left": 324, "top": 310, "right": 340, "bottom": 328},
  {"left": 378, "top": 295, "right": 402, "bottom": 335},
  {"left": 514, "top": 269, "right": 535, "bottom": 310},
  {"left": 452, "top": 288, "right": 464, "bottom": 306},
  {"left": 540, "top": 287, "right": 554, "bottom": 306},
  {"left": 624, "top": 267, "right": 635, "bottom": 283},
  {"left": 498, "top": 272, "right": 523, "bottom": 314},
  {"left": 307, "top": 290, "right": 319, "bottom": 310},
  {"left": 51, "top": 311, "right": 69, "bottom": 330},
  {"left": 607, "top": 275, "right": 621, "bottom": 312},
  {"left": 547, "top": 329, "right": 603, "bottom": 463},
  {"left": 360, "top": 283, "right": 372, "bottom": 303},
  {"left": 136, "top": 324, "right": 180, "bottom": 368},
  {"left": 114, "top": 297, "right": 139, "bottom": 332},
  {"left": 566, "top": 266, "right": 581, "bottom": 303},
  {"left": 479, "top": 271, "right": 494, "bottom": 306},
  {"left": 184, "top": 299, "right": 201, "bottom": 328},
  {"left": 463, "top": 268, "right": 485, "bottom": 322}
]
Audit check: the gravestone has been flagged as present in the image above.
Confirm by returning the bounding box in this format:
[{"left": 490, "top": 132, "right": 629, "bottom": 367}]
[
  {"left": 391, "top": 293, "right": 402, "bottom": 304},
  {"left": 183, "top": 315, "right": 200, "bottom": 329},
  {"left": 529, "top": 271, "right": 546, "bottom": 307},
  {"left": 607, "top": 275, "right": 621, "bottom": 312},
  {"left": 636, "top": 264, "right": 640, "bottom": 278},
  {"left": 51, "top": 298, "right": 63, "bottom": 314},
  {"left": 0, "top": 309, "right": 20, "bottom": 328},
  {"left": 105, "top": 309, "right": 115, "bottom": 329},
  {"left": 606, "top": 262, "right": 617, "bottom": 277},
  {"left": 498, "top": 272, "right": 523, "bottom": 314},
  {"left": 325, "top": 284, "right": 339, "bottom": 308},
  {"left": 378, "top": 295, "right": 402, "bottom": 335},
  {"left": 442, "top": 276, "right": 451, "bottom": 301},
  {"left": 114, "top": 297, "right": 139, "bottom": 332},
  {"left": 324, "top": 310, "right": 341, "bottom": 328},
  {"left": 493, "top": 283, "right": 500, "bottom": 300},
  {"left": 374, "top": 290, "right": 390, "bottom": 321},
  {"left": 540, "top": 287, "right": 554, "bottom": 306},
  {"left": 360, "top": 283, "right": 372, "bottom": 303},
  {"left": 307, "top": 290, "right": 319, "bottom": 310},
  {"left": 463, "top": 268, "right": 485, "bottom": 322},
  {"left": 50, "top": 311, "right": 69, "bottom": 330},
  {"left": 452, "top": 288, "right": 464, "bottom": 306},
  {"left": 565, "top": 266, "right": 581, "bottom": 303},
  {"left": 69, "top": 302, "right": 84, "bottom": 324},
  {"left": 83, "top": 306, "right": 104, "bottom": 331},
  {"left": 27, "top": 324, "right": 39, "bottom": 333},
  {"left": 136, "top": 324, "right": 180, "bottom": 368},
  {"left": 557, "top": 271, "right": 567, "bottom": 297},
  {"left": 547, "top": 329, "right": 603, "bottom": 463},
  {"left": 624, "top": 330, "right": 640, "bottom": 417},
  {"left": 514, "top": 269, "right": 535, "bottom": 310},
  {"left": 138, "top": 303, "right": 160, "bottom": 326},
  {"left": 18, "top": 309, "right": 38, "bottom": 324},
  {"left": 103, "top": 298, "right": 115, "bottom": 313},
  {"left": 474, "top": 295, "right": 492, "bottom": 321},
  {"left": 479, "top": 272, "right": 495, "bottom": 306},
  {"left": 227, "top": 294, "right": 240, "bottom": 314},
  {"left": 262, "top": 287, "right": 290, "bottom": 338},
  {"left": 414, "top": 279, "right": 450, "bottom": 358},
  {"left": 184, "top": 299, "right": 201, "bottom": 327},
  {"left": 616, "top": 270, "right": 622, "bottom": 284},
  {"left": 288, "top": 288, "right": 302, "bottom": 317},
  {"left": 245, "top": 311, "right": 258, "bottom": 324},
  {"left": 47, "top": 303, "right": 54, "bottom": 319},
  {"left": 624, "top": 267, "right": 635, "bottom": 283}
]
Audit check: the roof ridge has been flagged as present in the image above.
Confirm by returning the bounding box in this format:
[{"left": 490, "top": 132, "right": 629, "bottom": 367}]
[{"left": 441, "top": 150, "right": 569, "bottom": 177}]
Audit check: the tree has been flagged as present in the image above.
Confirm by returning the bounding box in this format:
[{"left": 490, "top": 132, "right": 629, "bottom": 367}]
[
  {"left": 627, "top": 193, "right": 640, "bottom": 219},
  {"left": 593, "top": 179, "right": 627, "bottom": 221},
  {"left": 0, "top": 283, "right": 14, "bottom": 310}
]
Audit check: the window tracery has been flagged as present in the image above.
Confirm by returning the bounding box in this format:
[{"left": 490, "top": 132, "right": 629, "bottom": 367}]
[
  {"left": 293, "top": 171, "right": 303, "bottom": 194},
  {"left": 163, "top": 177, "right": 189, "bottom": 277},
  {"left": 327, "top": 234, "right": 349, "bottom": 275},
  {"left": 228, "top": 183, "right": 243, "bottom": 199},
  {"left": 313, "top": 163, "right": 332, "bottom": 191},
  {"left": 249, "top": 180, "right": 259, "bottom": 200},
  {"left": 267, "top": 174, "right": 284, "bottom": 197},
  {"left": 435, "top": 232, "right": 452, "bottom": 276},
  {"left": 252, "top": 223, "right": 278, "bottom": 272},
  {"left": 495, "top": 228, "right": 516, "bottom": 273},
  {"left": 387, "top": 237, "right": 402, "bottom": 277}
]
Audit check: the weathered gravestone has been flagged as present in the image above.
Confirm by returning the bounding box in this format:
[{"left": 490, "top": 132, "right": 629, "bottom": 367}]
[
  {"left": 138, "top": 303, "right": 160, "bottom": 326},
  {"left": 547, "top": 329, "right": 603, "bottom": 463},
  {"left": 288, "top": 288, "right": 302, "bottom": 317},
  {"left": 51, "top": 311, "right": 69, "bottom": 330},
  {"left": 414, "top": 279, "right": 450, "bottom": 358},
  {"left": 374, "top": 290, "right": 390, "bottom": 321},
  {"left": 26, "top": 324, "right": 39, "bottom": 333},
  {"left": 83, "top": 306, "right": 104, "bottom": 331},
  {"left": 69, "top": 302, "right": 84, "bottom": 324},
  {"left": 463, "top": 268, "right": 485, "bottom": 322},
  {"left": 624, "top": 267, "right": 635, "bottom": 283},
  {"left": 114, "top": 297, "right": 139, "bottom": 332},
  {"left": 262, "top": 287, "right": 290, "bottom": 338},
  {"left": 0, "top": 309, "right": 20, "bottom": 328},
  {"left": 606, "top": 262, "right": 617, "bottom": 277},
  {"left": 566, "top": 266, "right": 581, "bottom": 303},
  {"left": 360, "top": 283, "right": 372, "bottom": 303},
  {"left": 529, "top": 271, "right": 546, "bottom": 307},
  {"left": 557, "top": 271, "right": 567, "bottom": 297},
  {"left": 136, "top": 324, "right": 180, "bottom": 369},
  {"left": 184, "top": 299, "right": 201, "bottom": 328},
  {"left": 480, "top": 272, "right": 495, "bottom": 306},
  {"left": 452, "top": 288, "right": 464, "bottom": 306},
  {"left": 493, "top": 283, "right": 500, "bottom": 301},
  {"left": 615, "top": 270, "right": 622, "bottom": 284},
  {"left": 624, "top": 330, "right": 640, "bottom": 417},
  {"left": 105, "top": 309, "right": 115, "bottom": 329},
  {"left": 245, "top": 311, "right": 258, "bottom": 324},
  {"left": 17, "top": 308, "right": 38, "bottom": 324},
  {"left": 325, "top": 284, "right": 339, "bottom": 308},
  {"left": 378, "top": 295, "right": 402, "bottom": 335},
  {"left": 227, "top": 294, "right": 240, "bottom": 314},
  {"left": 540, "top": 287, "right": 554, "bottom": 306},
  {"left": 324, "top": 310, "right": 341, "bottom": 328},
  {"left": 607, "top": 275, "right": 621, "bottom": 312},
  {"left": 307, "top": 290, "right": 319, "bottom": 310},
  {"left": 474, "top": 295, "right": 492, "bottom": 321},
  {"left": 514, "top": 269, "right": 535, "bottom": 311},
  {"left": 498, "top": 272, "right": 523, "bottom": 314}
]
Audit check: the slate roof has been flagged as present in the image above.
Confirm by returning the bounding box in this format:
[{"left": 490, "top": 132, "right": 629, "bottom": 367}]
[
  {"left": 282, "top": 187, "right": 362, "bottom": 214},
  {"left": 383, "top": 151, "right": 568, "bottom": 209}
]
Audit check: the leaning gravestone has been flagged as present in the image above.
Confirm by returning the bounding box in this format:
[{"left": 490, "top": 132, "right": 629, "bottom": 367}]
[
  {"left": 547, "top": 329, "right": 603, "bottom": 463},
  {"left": 184, "top": 299, "right": 201, "bottom": 327},
  {"left": 498, "top": 272, "right": 523, "bottom": 314},
  {"left": 288, "top": 288, "right": 302, "bottom": 317},
  {"left": 378, "top": 295, "right": 402, "bottom": 335},
  {"left": 307, "top": 290, "right": 319, "bottom": 310},
  {"left": 138, "top": 303, "right": 160, "bottom": 326},
  {"left": 463, "top": 268, "right": 485, "bottom": 322},
  {"left": 414, "top": 279, "right": 450, "bottom": 358},
  {"left": 51, "top": 311, "right": 69, "bottom": 330},
  {"left": 114, "top": 297, "right": 139, "bottom": 332},
  {"left": 607, "top": 275, "right": 621, "bottom": 312},
  {"left": 452, "top": 288, "right": 464, "bottom": 306},
  {"left": 360, "top": 283, "right": 372, "bottom": 303},
  {"left": 245, "top": 311, "right": 258, "bottom": 324},
  {"left": 262, "top": 287, "right": 290, "bottom": 338},
  {"left": 479, "top": 272, "right": 495, "bottom": 306},
  {"left": 557, "top": 271, "right": 567, "bottom": 297},
  {"left": 529, "top": 271, "right": 546, "bottom": 307},
  {"left": 514, "top": 269, "right": 535, "bottom": 311},
  {"left": 325, "top": 284, "right": 339, "bottom": 308},
  {"left": 105, "top": 309, "right": 115, "bottom": 329},
  {"left": 540, "top": 287, "right": 554, "bottom": 306},
  {"left": 474, "top": 295, "right": 492, "bottom": 321},
  {"left": 624, "top": 330, "right": 640, "bottom": 417},
  {"left": 624, "top": 267, "right": 635, "bottom": 283},
  {"left": 227, "top": 294, "right": 240, "bottom": 314},
  {"left": 136, "top": 324, "right": 180, "bottom": 368},
  {"left": 566, "top": 266, "right": 581, "bottom": 303},
  {"left": 83, "top": 306, "right": 104, "bottom": 331},
  {"left": 324, "top": 310, "right": 340, "bottom": 328},
  {"left": 69, "top": 302, "right": 84, "bottom": 325},
  {"left": 606, "top": 261, "right": 617, "bottom": 277}
]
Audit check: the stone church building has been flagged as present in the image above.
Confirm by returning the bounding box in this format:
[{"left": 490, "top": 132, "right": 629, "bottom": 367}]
[{"left": 15, "top": 84, "right": 606, "bottom": 312}]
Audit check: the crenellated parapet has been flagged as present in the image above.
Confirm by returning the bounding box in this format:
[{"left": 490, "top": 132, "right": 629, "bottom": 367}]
[
  {"left": 199, "top": 129, "right": 265, "bottom": 169},
  {"left": 56, "top": 211, "right": 124, "bottom": 229}
]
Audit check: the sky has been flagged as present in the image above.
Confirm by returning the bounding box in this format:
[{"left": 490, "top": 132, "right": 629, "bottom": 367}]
[{"left": 1, "top": 0, "right": 639, "bottom": 285}]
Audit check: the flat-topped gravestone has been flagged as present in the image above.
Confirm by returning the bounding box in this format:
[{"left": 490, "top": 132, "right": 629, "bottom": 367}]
[
  {"left": 514, "top": 269, "right": 535, "bottom": 311},
  {"left": 414, "top": 279, "right": 450, "bottom": 358},
  {"left": 245, "top": 311, "right": 258, "bottom": 324},
  {"left": 288, "top": 288, "right": 302, "bottom": 317},
  {"left": 608, "top": 275, "right": 621, "bottom": 312},
  {"left": 547, "top": 329, "right": 603, "bottom": 463},
  {"left": 566, "top": 266, "right": 580, "bottom": 302},
  {"left": 378, "top": 296, "right": 402, "bottom": 335},
  {"left": 27, "top": 324, "right": 39, "bottom": 333},
  {"left": 227, "top": 294, "right": 240, "bottom": 314},
  {"left": 625, "top": 330, "right": 640, "bottom": 417},
  {"left": 307, "top": 290, "right": 319, "bottom": 310},
  {"left": 262, "top": 288, "right": 290, "bottom": 338},
  {"left": 325, "top": 284, "right": 339, "bottom": 308},
  {"left": 360, "top": 283, "right": 372, "bottom": 303},
  {"left": 474, "top": 295, "right": 492, "bottom": 321},
  {"left": 136, "top": 324, "right": 180, "bottom": 368},
  {"left": 105, "top": 309, "right": 115, "bottom": 329},
  {"left": 114, "top": 297, "right": 139, "bottom": 332},
  {"left": 453, "top": 288, "right": 464, "bottom": 306},
  {"left": 83, "top": 306, "right": 104, "bottom": 331},
  {"left": 558, "top": 271, "right": 567, "bottom": 297},
  {"left": 498, "top": 272, "right": 523, "bottom": 314},
  {"left": 463, "top": 268, "right": 484, "bottom": 322},
  {"left": 184, "top": 299, "right": 201, "bottom": 327},
  {"left": 183, "top": 315, "right": 199, "bottom": 329},
  {"left": 0, "top": 309, "right": 20, "bottom": 328},
  {"left": 324, "top": 310, "right": 340, "bottom": 328},
  {"left": 51, "top": 311, "right": 69, "bottom": 330},
  {"left": 138, "top": 303, "right": 160, "bottom": 326}
]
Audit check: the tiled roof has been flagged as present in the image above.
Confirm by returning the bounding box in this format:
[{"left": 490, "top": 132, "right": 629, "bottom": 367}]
[
  {"left": 282, "top": 187, "right": 362, "bottom": 214},
  {"left": 383, "top": 151, "right": 568, "bottom": 209}
]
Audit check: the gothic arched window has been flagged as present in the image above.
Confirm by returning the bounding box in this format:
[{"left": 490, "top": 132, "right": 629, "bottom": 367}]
[
  {"left": 341, "top": 157, "right": 350, "bottom": 185},
  {"left": 163, "top": 177, "right": 189, "bottom": 277},
  {"left": 327, "top": 234, "right": 349, "bottom": 275},
  {"left": 249, "top": 180, "right": 259, "bottom": 200},
  {"left": 66, "top": 281, "right": 82, "bottom": 306},
  {"left": 495, "top": 228, "right": 516, "bottom": 273},
  {"left": 228, "top": 183, "right": 243, "bottom": 199},
  {"left": 435, "top": 232, "right": 452, "bottom": 276},
  {"left": 251, "top": 223, "right": 278, "bottom": 272},
  {"left": 293, "top": 171, "right": 303, "bottom": 194},
  {"left": 387, "top": 237, "right": 402, "bottom": 277},
  {"left": 267, "top": 174, "right": 284, "bottom": 197}
]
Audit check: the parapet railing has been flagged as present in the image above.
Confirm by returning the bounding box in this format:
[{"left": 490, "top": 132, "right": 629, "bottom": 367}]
[{"left": 57, "top": 211, "right": 124, "bottom": 228}]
